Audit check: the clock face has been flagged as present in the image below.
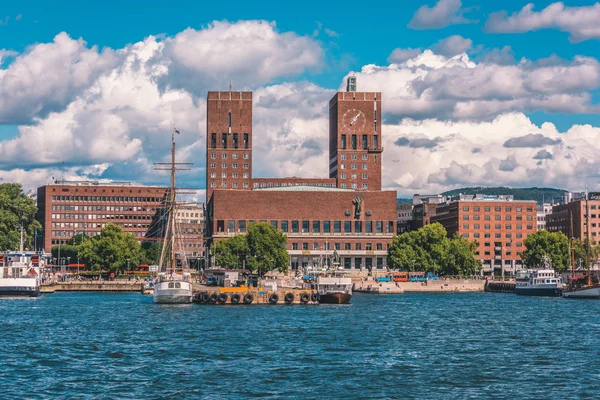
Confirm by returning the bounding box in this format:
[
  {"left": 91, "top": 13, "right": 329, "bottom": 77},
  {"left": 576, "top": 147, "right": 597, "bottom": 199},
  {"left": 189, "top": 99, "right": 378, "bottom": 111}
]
[{"left": 342, "top": 109, "right": 366, "bottom": 134}]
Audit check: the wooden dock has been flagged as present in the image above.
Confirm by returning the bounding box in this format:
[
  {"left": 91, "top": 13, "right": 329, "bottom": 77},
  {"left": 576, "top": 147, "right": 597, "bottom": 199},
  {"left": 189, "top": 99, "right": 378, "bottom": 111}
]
[{"left": 192, "top": 287, "right": 319, "bottom": 305}]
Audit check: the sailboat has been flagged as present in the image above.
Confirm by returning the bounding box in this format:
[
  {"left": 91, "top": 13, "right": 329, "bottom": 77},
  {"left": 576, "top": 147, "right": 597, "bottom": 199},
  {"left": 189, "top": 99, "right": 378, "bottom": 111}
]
[
  {"left": 563, "top": 188, "right": 600, "bottom": 299},
  {"left": 153, "top": 129, "right": 193, "bottom": 304}
]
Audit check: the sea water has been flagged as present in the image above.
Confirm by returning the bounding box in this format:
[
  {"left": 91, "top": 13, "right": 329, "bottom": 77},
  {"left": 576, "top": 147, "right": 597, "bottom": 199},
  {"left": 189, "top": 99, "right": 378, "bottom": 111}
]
[{"left": 1, "top": 292, "right": 599, "bottom": 399}]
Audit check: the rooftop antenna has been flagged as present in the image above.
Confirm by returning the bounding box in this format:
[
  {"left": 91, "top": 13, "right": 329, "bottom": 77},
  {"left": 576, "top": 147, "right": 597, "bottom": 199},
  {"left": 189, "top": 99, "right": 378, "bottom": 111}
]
[{"left": 229, "top": 80, "right": 232, "bottom": 92}]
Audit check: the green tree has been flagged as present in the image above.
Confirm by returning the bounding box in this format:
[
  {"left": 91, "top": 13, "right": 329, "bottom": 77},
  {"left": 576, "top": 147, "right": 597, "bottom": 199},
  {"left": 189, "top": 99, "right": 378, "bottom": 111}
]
[
  {"left": 521, "top": 230, "right": 569, "bottom": 271},
  {"left": 572, "top": 238, "right": 600, "bottom": 269},
  {"left": 0, "top": 183, "right": 42, "bottom": 251},
  {"left": 51, "top": 244, "right": 79, "bottom": 264},
  {"left": 141, "top": 242, "right": 163, "bottom": 265},
  {"left": 387, "top": 223, "right": 450, "bottom": 273},
  {"left": 246, "top": 222, "right": 289, "bottom": 275},
  {"left": 78, "top": 224, "right": 143, "bottom": 273},
  {"left": 215, "top": 234, "right": 250, "bottom": 270},
  {"left": 444, "top": 235, "right": 481, "bottom": 276}
]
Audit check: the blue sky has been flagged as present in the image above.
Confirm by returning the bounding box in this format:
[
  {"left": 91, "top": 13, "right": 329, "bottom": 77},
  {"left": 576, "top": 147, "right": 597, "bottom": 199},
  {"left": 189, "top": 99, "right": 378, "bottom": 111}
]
[{"left": 2, "top": 0, "right": 600, "bottom": 197}]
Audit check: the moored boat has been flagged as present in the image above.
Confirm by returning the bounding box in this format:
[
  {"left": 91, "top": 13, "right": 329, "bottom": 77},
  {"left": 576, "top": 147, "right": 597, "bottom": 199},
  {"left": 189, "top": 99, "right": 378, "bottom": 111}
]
[
  {"left": 515, "top": 264, "right": 563, "bottom": 297},
  {"left": 0, "top": 228, "right": 42, "bottom": 297},
  {"left": 562, "top": 275, "right": 600, "bottom": 299}
]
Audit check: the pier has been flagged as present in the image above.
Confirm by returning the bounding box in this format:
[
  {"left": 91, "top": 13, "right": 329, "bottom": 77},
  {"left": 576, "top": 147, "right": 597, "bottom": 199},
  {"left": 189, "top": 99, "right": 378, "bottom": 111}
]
[
  {"left": 41, "top": 282, "right": 143, "bottom": 293},
  {"left": 192, "top": 288, "right": 319, "bottom": 305},
  {"left": 484, "top": 280, "right": 516, "bottom": 293}
]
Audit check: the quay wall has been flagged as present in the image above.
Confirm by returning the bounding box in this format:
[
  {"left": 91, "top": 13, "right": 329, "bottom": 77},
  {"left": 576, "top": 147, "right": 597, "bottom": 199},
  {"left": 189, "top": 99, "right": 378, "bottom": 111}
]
[
  {"left": 42, "top": 282, "right": 142, "bottom": 292},
  {"left": 401, "top": 280, "right": 484, "bottom": 293}
]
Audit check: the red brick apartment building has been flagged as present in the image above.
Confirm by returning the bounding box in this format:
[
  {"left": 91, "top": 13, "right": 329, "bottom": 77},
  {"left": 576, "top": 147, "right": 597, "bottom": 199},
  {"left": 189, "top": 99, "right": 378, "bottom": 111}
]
[
  {"left": 546, "top": 193, "right": 600, "bottom": 244},
  {"left": 206, "top": 77, "right": 397, "bottom": 271},
  {"left": 36, "top": 181, "right": 167, "bottom": 252},
  {"left": 431, "top": 195, "right": 537, "bottom": 276}
]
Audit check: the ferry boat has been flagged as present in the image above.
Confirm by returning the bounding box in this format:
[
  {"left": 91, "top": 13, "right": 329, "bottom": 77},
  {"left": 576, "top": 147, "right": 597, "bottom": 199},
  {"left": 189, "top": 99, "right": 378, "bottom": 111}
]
[
  {"left": 515, "top": 269, "right": 564, "bottom": 297},
  {"left": 0, "top": 230, "right": 42, "bottom": 297},
  {"left": 152, "top": 129, "right": 193, "bottom": 304}
]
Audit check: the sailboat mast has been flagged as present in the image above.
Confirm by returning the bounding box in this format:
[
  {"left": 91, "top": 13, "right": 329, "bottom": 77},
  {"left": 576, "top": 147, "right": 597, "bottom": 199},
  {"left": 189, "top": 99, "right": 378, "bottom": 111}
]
[
  {"left": 170, "top": 131, "right": 177, "bottom": 272},
  {"left": 585, "top": 186, "right": 591, "bottom": 286}
]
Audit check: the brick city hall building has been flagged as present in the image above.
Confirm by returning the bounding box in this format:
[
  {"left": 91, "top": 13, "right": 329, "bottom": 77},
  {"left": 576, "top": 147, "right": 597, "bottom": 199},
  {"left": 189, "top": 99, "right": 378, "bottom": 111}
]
[{"left": 206, "top": 78, "right": 397, "bottom": 270}]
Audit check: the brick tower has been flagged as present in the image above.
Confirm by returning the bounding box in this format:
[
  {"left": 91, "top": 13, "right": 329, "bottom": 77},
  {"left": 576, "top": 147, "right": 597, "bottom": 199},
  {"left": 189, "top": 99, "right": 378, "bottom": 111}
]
[
  {"left": 329, "top": 77, "right": 382, "bottom": 191},
  {"left": 206, "top": 90, "right": 253, "bottom": 201}
]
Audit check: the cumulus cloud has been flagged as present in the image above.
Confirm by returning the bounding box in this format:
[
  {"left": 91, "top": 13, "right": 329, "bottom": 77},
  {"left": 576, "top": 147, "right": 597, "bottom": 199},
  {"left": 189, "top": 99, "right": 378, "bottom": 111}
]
[
  {"left": 499, "top": 155, "right": 519, "bottom": 171},
  {"left": 394, "top": 136, "right": 442, "bottom": 149},
  {"left": 0, "top": 32, "right": 119, "bottom": 124},
  {"left": 388, "top": 47, "right": 422, "bottom": 63},
  {"left": 486, "top": 2, "right": 600, "bottom": 43},
  {"left": 432, "top": 35, "right": 472, "bottom": 57},
  {"left": 345, "top": 50, "right": 600, "bottom": 121},
  {"left": 503, "top": 133, "right": 561, "bottom": 148},
  {"left": 533, "top": 149, "right": 553, "bottom": 159},
  {"left": 408, "top": 0, "right": 472, "bottom": 30}
]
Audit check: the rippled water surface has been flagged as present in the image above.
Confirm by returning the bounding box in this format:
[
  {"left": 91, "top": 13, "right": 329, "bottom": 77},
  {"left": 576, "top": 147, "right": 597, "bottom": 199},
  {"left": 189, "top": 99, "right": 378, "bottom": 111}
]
[{"left": 1, "top": 292, "right": 599, "bottom": 399}]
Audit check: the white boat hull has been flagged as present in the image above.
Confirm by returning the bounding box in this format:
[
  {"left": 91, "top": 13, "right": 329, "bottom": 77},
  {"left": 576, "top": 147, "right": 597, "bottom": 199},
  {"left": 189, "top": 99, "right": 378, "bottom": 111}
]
[
  {"left": 0, "top": 278, "right": 40, "bottom": 297},
  {"left": 563, "top": 287, "right": 600, "bottom": 299},
  {"left": 153, "top": 280, "right": 192, "bottom": 304}
]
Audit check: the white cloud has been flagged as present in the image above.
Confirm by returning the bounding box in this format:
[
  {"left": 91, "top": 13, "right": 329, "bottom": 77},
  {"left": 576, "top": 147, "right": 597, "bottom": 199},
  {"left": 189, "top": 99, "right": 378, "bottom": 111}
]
[
  {"left": 408, "top": 0, "right": 472, "bottom": 30},
  {"left": 382, "top": 113, "right": 600, "bottom": 195},
  {"left": 347, "top": 50, "right": 600, "bottom": 120},
  {"left": 387, "top": 47, "right": 422, "bottom": 64},
  {"left": 163, "top": 20, "right": 323, "bottom": 93},
  {"left": 0, "top": 32, "right": 119, "bottom": 124},
  {"left": 486, "top": 2, "right": 600, "bottom": 42},
  {"left": 432, "top": 35, "right": 472, "bottom": 57}
]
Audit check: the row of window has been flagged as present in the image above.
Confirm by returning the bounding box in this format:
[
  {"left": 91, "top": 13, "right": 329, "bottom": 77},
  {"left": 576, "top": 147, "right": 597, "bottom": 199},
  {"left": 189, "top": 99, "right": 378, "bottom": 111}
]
[
  {"left": 290, "top": 257, "right": 385, "bottom": 269},
  {"left": 253, "top": 182, "right": 336, "bottom": 188},
  {"left": 462, "top": 206, "right": 534, "bottom": 212},
  {"left": 340, "top": 164, "right": 368, "bottom": 170},
  {"left": 51, "top": 196, "right": 162, "bottom": 203},
  {"left": 210, "top": 153, "right": 249, "bottom": 159},
  {"left": 52, "top": 205, "right": 154, "bottom": 212},
  {"left": 210, "top": 133, "right": 249, "bottom": 149},
  {"left": 211, "top": 172, "right": 249, "bottom": 179},
  {"left": 209, "top": 163, "right": 250, "bottom": 169},
  {"left": 290, "top": 242, "right": 387, "bottom": 251},
  {"left": 209, "top": 182, "right": 249, "bottom": 188},
  {"left": 340, "top": 174, "right": 368, "bottom": 180},
  {"left": 340, "top": 134, "right": 379, "bottom": 150},
  {"left": 462, "top": 224, "right": 534, "bottom": 230},
  {"left": 463, "top": 215, "right": 533, "bottom": 221},
  {"left": 340, "top": 154, "right": 369, "bottom": 161},
  {"left": 463, "top": 232, "right": 529, "bottom": 239},
  {"left": 216, "top": 220, "right": 395, "bottom": 234},
  {"left": 51, "top": 214, "right": 153, "bottom": 221}
]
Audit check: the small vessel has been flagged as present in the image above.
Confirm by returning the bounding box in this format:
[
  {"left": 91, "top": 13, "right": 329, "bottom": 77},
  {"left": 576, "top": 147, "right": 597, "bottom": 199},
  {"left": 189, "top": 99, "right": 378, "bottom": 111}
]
[
  {"left": 152, "top": 129, "right": 193, "bottom": 304},
  {"left": 515, "top": 257, "right": 563, "bottom": 297},
  {"left": 302, "top": 259, "right": 352, "bottom": 304},
  {"left": 0, "top": 228, "right": 42, "bottom": 297}
]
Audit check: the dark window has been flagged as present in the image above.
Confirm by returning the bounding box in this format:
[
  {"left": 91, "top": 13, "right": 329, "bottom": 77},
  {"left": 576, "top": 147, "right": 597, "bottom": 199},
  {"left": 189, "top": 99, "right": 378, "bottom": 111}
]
[
  {"left": 292, "top": 242, "right": 298, "bottom": 250},
  {"left": 270, "top": 220, "right": 278, "bottom": 229},
  {"left": 344, "top": 258, "right": 351, "bottom": 269},
  {"left": 373, "top": 135, "right": 378, "bottom": 149},
  {"left": 354, "top": 221, "right": 362, "bottom": 233},
  {"left": 341, "top": 135, "right": 346, "bottom": 149},
  {"left": 313, "top": 221, "right": 320, "bottom": 233},
  {"left": 302, "top": 243, "right": 308, "bottom": 250},
  {"left": 281, "top": 220, "right": 288, "bottom": 232},
  {"left": 227, "top": 220, "right": 235, "bottom": 232},
  {"left": 366, "top": 221, "right": 373, "bottom": 233},
  {"left": 351, "top": 135, "right": 357, "bottom": 150},
  {"left": 222, "top": 133, "right": 227, "bottom": 148},
  {"left": 323, "top": 220, "right": 330, "bottom": 233},
  {"left": 355, "top": 243, "right": 362, "bottom": 250},
  {"left": 345, "top": 243, "right": 351, "bottom": 250},
  {"left": 362, "top": 135, "right": 368, "bottom": 149},
  {"left": 334, "top": 221, "right": 341, "bottom": 233},
  {"left": 334, "top": 243, "right": 341, "bottom": 250},
  {"left": 239, "top": 220, "right": 246, "bottom": 233},
  {"left": 302, "top": 220, "right": 309, "bottom": 233},
  {"left": 233, "top": 133, "right": 238, "bottom": 148},
  {"left": 355, "top": 257, "right": 362, "bottom": 269},
  {"left": 228, "top": 112, "right": 232, "bottom": 127},
  {"left": 376, "top": 221, "right": 383, "bottom": 233},
  {"left": 344, "top": 221, "right": 352, "bottom": 233},
  {"left": 376, "top": 243, "right": 383, "bottom": 250},
  {"left": 292, "top": 220, "right": 299, "bottom": 233},
  {"left": 211, "top": 133, "right": 217, "bottom": 148},
  {"left": 243, "top": 134, "right": 249, "bottom": 149}
]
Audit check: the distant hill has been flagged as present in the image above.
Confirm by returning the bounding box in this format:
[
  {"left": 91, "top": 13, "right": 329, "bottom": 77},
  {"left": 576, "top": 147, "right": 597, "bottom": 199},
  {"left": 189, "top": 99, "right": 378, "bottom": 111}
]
[{"left": 441, "top": 187, "right": 566, "bottom": 205}]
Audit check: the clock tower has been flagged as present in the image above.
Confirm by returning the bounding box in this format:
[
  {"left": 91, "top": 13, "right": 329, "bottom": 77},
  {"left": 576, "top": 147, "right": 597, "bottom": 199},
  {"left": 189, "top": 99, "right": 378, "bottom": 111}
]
[{"left": 329, "top": 77, "right": 382, "bottom": 191}]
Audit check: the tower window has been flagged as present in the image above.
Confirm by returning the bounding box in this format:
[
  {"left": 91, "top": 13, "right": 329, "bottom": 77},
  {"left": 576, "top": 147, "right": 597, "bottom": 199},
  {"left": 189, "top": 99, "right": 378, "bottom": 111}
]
[
  {"left": 243, "top": 133, "right": 249, "bottom": 149},
  {"left": 341, "top": 135, "right": 346, "bottom": 150},
  {"left": 351, "top": 135, "right": 357, "bottom": 150},
  {"left": 222, "top": 133, "right": 227, "bottom": 148},
  {"left": 373, "top": 135, "right": 378, "bottom": 149},
  {"left": 233, "top": 133, "right": 238, "bottom": 148},
  {"left": 228, "top": 112, "right": 232, "bottom": 127},
  {"left": 211, "top": 133, "right": 217, "bottom": 148},
  {"left": 362, "top": 135, "right": 367, "bottom": 150}
]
